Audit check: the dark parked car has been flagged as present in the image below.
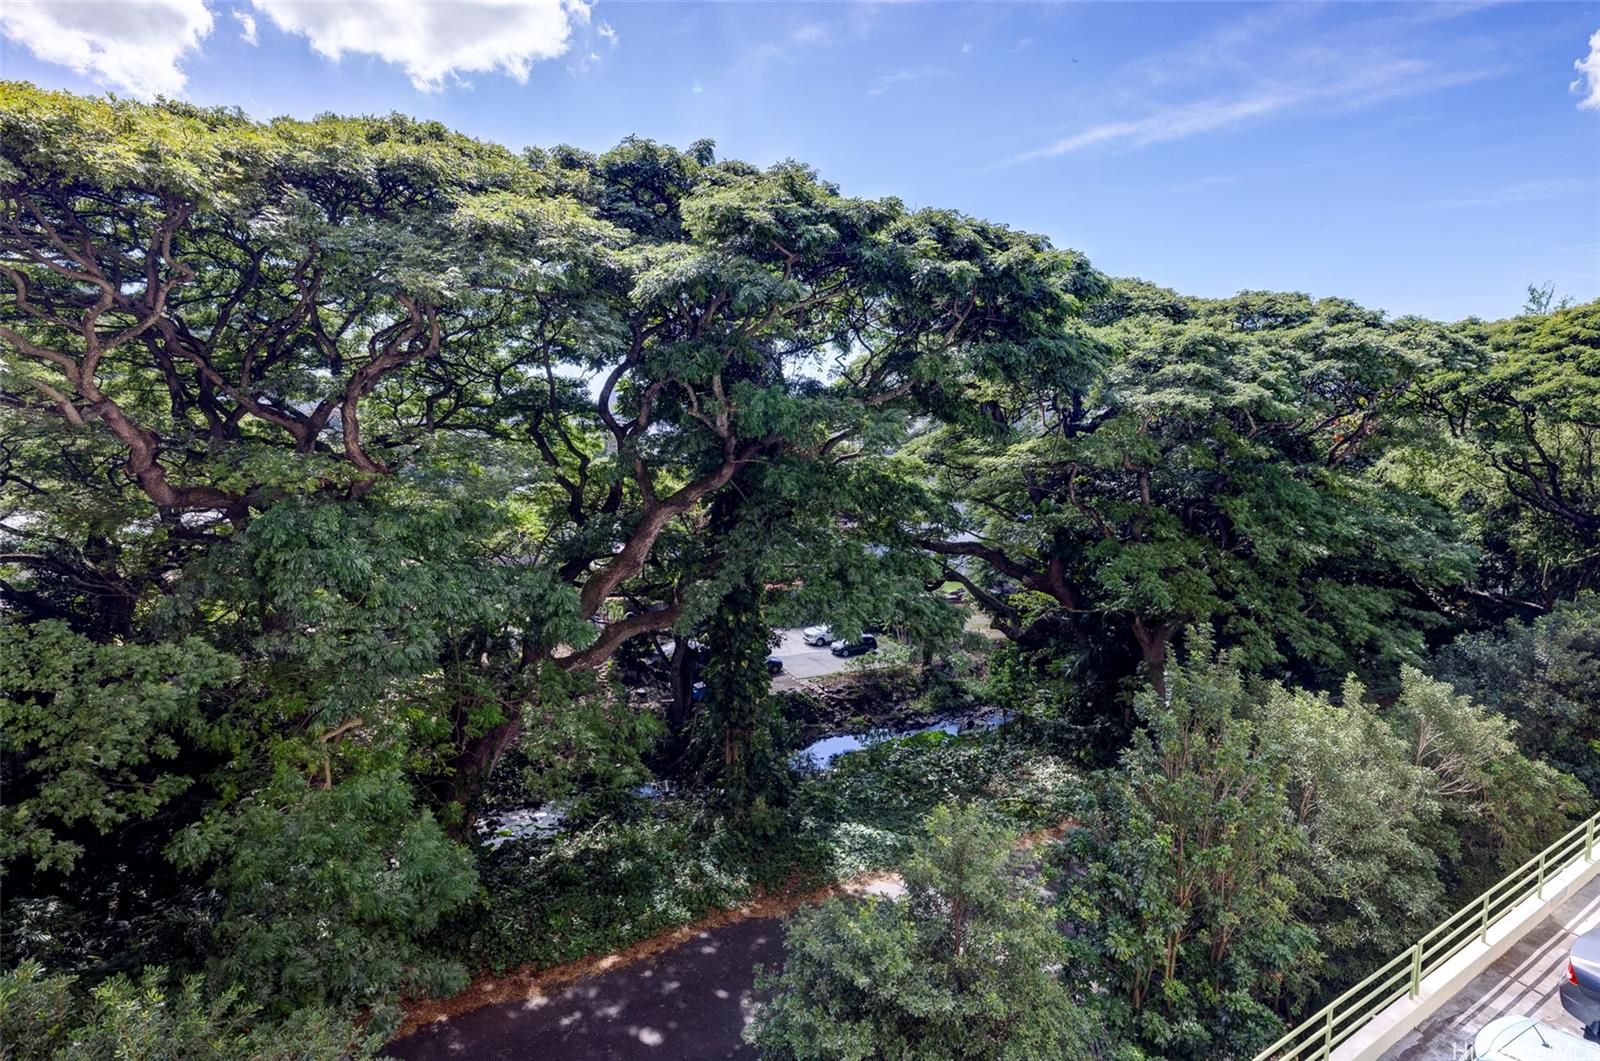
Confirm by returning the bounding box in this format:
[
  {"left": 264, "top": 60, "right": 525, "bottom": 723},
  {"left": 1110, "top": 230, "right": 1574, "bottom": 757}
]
[
  {"left": 1562, "top": 925, "right": 1600, "bottom": 1037},
  {"left": 830, "top": 633, "right": 878, "bottom": 658},
  {"left": 766, "top": 655, "right": 784, "bottom": 675}
]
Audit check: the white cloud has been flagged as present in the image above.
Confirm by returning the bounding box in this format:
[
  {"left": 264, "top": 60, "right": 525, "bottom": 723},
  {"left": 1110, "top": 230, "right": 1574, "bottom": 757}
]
[
  {"left": 692, "top": 81, "right": 704, "bottom": 94},
  {"left": 1574, "top": 28, "right": 1600, "bottom": 111},
  {"left": 597, "top": 20, "right": 617, "bottom": 47},
  {"left": 0, "top": 0, "right": 212, "bottom": 99},
  {"left": 233, "top": 10, "right": 258, "bottom": 46},
  {"left": 791, "top": 22, "right": 830, "bottom": 45},
  {"left": 251, "top": 0, "right": 588, "bottom": 92},
  {"left": 868, "top": 67, "right": 946, "bottom": 97}
]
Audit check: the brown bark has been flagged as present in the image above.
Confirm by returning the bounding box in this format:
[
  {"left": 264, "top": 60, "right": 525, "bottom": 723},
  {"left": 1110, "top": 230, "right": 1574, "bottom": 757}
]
[
  {"left": 1132, "top": 617, "right": 1178, "bottom": 703},
  {"left": 448, "top": 714, "right": 527, "bottom": 829},
  {"left": 574, "top": 443, "right": 762, "bottom": 622}
]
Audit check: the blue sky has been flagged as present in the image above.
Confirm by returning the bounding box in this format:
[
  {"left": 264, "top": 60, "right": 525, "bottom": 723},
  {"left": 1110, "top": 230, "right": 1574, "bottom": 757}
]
[{"left": 3, "top": 1, "right": 1598, "bottom": 321}]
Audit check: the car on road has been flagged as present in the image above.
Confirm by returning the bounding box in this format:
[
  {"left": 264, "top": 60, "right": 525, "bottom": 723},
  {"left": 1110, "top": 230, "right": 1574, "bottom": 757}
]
[
  {"left": 766, "top": 655, "right": 784, "bottom": 675},
  {"left": 1471, "top": 1015, "right": 1600, "bottom": 1059},
  {"left": 830, "top": 633, "right": 878, "bottom": 658},
  {"left": 1562, "top": 925, "right": 1600, "bottom": 1038},
  {"left": 801, "top": 625, "right": 833, "bottom": 646}
]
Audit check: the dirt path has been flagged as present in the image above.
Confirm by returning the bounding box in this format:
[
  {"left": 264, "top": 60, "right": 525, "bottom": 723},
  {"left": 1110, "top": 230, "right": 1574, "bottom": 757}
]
[
  {"left": 386, "top": 914, "right": 781, "bottom": 1060},
  {"left": 386, "top": 823, "right": 1067, "bottom": 1060},
  {"left": 387, "top": 874, "right": 903, "bottom": 1060}
]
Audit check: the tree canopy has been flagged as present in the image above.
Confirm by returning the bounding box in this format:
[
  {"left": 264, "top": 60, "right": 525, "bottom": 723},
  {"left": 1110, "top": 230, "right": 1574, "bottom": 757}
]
[{"left": 3, "top": 82, "right": 1597, "bottom": 1060}]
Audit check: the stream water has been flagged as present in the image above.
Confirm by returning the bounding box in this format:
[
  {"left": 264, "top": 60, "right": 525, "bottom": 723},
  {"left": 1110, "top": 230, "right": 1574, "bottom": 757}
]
[
  {"left": 789, "top": 709, "right": 1013, "bottom": 769},
  {"left": 476, "top": 709, "right": 1013, "bottom": 848}
]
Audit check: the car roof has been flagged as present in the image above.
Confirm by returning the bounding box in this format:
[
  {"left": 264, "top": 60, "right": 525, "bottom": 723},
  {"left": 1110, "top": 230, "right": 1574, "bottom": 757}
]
[{"left": 1473, "top": 1016, "right": 1600, "bottom": 1060}]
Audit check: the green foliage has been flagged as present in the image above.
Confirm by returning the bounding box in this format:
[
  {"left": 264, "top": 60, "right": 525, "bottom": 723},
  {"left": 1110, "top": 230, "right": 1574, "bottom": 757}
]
[
  {"left": 1384, "top": 664, "right": 1590, "bottom": 895},
  {"left": 512, "top": 687, "right": 666, "bottom": 814},
  {"left": 169, "top": 768, "right": 476, "bottom": 1023},
  {"left": 1433, "top": 594, "right": 1600, "bottom": 796},
  {"left": 0, "top": 960, "right": 376, "bottom": 1061},
  {"left": 1056, "top": 634, "right": 1313, "bottom": 1059},
  {"left": 1057, "top": 634, "right": 1591, "bottom": 1055},
  {"left": 2, "top": 81, "right": 1597, "bottom": 1060},
  {"left": 467, "top": 807, "right": 753, "bottom": 974},
  {"left": 909, "top": 283, "right": 1471, "bottom": 727},
  {"left": 1408, "top": 301, "right": 1600, "bottom": 606},
  {"left": 0, "top": 619, "right": 238, "bottom": 873},
  {"left": 693, "top": 574, "right": 794, "bottom": 849},
  {"left": 749, "top": 805, "right": 1090, "bottom": 1061},
  {"left": 471, "top": 725, "right": 1076, "bottom": 979},
  {"left": 1251, "top": 678, "right": 1444, "bottom": 986},
  {"left": 800, "top": 729, "right": 1077, "bottom": 876}
]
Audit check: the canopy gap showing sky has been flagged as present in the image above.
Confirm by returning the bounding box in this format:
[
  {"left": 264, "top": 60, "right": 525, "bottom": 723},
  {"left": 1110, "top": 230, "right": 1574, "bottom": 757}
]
[{"left": 3, "top": 0, "right": 1597, "bottom": 321}]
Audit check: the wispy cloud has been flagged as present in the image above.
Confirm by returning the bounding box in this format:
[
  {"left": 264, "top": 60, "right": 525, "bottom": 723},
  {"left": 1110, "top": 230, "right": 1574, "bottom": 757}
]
[
  {"left": 1429, "top": 177, "right": 1594, "bottom": 209},
  {"left": 868, "top": 67, "right": 945, "bottom": 96},
  {"left": 792, "top": 22, "right": 830, "bottom": 45},
  {"left": 1015, "top": 93, "right": 1284, "bottom": 159},
  {"left": 1575, "top": 28, "right": 1600, "bottom": 110},
  {"left": 234, "top": 10, "right": 258, "bottom": 47},
  {"left": 739, "top": 8, "right": 884, "bottom": 76},
  {"left": 1004, "top": 8, "right": 1506, "bottom": 165}
]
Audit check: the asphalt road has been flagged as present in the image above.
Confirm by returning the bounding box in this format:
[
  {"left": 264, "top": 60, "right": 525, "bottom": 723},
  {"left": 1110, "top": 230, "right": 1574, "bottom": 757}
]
[
  {"left": 1382, "top": 873, "right": 1600, "bottom": 1059},
  {"left": 387, "top": 917, "right": 780, "bottom": 1060}
]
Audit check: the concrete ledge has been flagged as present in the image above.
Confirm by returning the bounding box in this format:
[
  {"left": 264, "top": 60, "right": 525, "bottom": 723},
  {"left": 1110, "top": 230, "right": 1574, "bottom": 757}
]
[{"left": 1332, "top": 852, "right": 1600, "bottom": 1060}]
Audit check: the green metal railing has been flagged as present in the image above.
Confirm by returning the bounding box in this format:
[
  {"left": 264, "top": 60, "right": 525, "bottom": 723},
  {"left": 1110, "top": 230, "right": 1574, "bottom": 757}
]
[{"left": 1255, "top": 811, "right": 1600, "bottom": 1061}]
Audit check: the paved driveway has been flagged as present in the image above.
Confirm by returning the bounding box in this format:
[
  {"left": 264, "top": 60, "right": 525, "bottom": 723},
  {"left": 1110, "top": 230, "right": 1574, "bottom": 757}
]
[
  {"left": 1383, "top": 874, "right": 1600, "bottom": 1059},
  {"left": 769, "top": 628, "right": 879, "bottom": 690},
  {"left": 387, "top": 917, "right": 779, "bottom": 1061},
  {"left": 387, "top": 875, "right": 910, "bottom": 1061}
]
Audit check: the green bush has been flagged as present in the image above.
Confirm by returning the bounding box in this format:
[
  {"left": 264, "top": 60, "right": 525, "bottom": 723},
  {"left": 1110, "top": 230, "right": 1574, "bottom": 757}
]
[
  {"left": 1433, "top": 595, "right": 1600, "bottom": 797},
  {"left": 468, "top": 809, "right": 753, "bottom": 973},
  {"left": 168, "top": 767, "right": 476, "bottom": 1024},
  {"left": 0, "top": 961, "right": 377, "bottom": 1061},
  {"left": 748, "top": 805, "right": 1089, "bottom": 1060},
  {"left": 798, "top": 729, "right": 1076, "bottom": 876}
]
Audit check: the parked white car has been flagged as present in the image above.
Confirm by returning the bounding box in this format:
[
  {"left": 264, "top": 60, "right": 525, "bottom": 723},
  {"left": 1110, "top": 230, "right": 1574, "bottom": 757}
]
[
  {"left": 801, "top": 624, "right": 833, "bottom": 646},
  {"left": 1471, "top": 1015, "right": 1600, "bottom": 1060}
]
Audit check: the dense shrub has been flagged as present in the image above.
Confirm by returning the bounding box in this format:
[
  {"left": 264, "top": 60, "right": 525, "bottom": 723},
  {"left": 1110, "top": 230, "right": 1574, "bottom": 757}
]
[
  {"left": 749, "top": 805, "right": 1090, "bottom": 1060},
  {"left": 0, "top": 961, "right": 377, "bottom": 1061}
]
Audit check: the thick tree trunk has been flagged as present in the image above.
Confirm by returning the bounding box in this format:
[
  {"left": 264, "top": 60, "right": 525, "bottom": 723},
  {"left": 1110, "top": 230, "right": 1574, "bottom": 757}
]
[
  {"left": 666, "top": 638, "right": 697, "bottom": 739},
  {"left": 1132, "top": 617, "right": 1177, "bottom": 706},
  {"left": 446, "top": 709, "right": 526, "bottom": 833}
]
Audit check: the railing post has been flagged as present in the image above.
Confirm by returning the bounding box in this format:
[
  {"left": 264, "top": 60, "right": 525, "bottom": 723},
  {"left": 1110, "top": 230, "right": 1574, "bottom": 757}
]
[
  {"left": 1480, "top": 897, "right": 1489, "bottom": 943},
  {"left": 1588, "top": 816, "right": 1596, "bottom": 861},
  {"left": 1410, "top": 943, "right": 1423, "bottom": 998},
  {"left": 1538, "top": 850, "right": 1548, "bottom": 898},
  {"left": 1322, "top": 1010, "right": 1333, "bottom": 1056}
]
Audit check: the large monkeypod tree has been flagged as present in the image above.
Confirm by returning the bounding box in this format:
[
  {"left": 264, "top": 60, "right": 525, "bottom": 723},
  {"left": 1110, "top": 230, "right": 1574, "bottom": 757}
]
[
  {"left": 1405, "top": 301, "right": 1600, "bottom": 613},
  {"left": 0, "top": 82, "right": 1102, "bottom": 1006},
  {"left": 906, "top": 284, "right": 1470, "bottom": 718}
]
